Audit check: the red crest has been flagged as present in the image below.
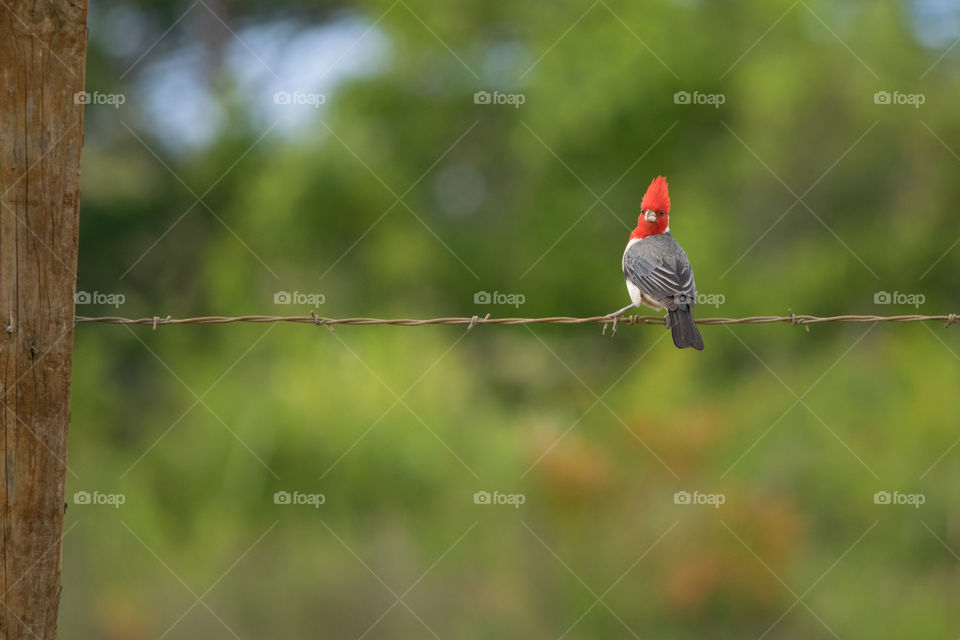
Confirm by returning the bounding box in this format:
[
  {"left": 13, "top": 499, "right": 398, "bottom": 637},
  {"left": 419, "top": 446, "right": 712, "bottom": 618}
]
[{"left": 640, "top": 176, "right": 670, "bottom": 213}]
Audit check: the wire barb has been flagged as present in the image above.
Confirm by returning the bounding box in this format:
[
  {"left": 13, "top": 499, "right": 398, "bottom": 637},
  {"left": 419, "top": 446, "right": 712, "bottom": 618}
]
[
  {"left": 787, "top": 308, "right": 810, "bottom": 333},
  {"left": 466, "top": 313, "right": 490, "bottom": 331},
  {"left": 310, "top": 310, "right": 335, "bottom": 332}
]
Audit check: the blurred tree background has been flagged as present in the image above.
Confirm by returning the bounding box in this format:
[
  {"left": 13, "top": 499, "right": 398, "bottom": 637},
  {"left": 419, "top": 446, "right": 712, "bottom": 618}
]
[{"left": 66, "top": 0, "right": 960, "bottom": 637}]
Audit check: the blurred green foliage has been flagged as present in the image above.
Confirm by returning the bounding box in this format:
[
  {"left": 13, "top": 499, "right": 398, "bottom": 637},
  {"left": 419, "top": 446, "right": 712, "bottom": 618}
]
[{"left": 66, "top": 0, "right": 960, "bottom": 637}]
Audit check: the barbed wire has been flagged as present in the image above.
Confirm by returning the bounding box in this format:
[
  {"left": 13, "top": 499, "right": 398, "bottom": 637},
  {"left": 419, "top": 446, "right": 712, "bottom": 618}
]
[{"left": 74, "top": 311, "right": 960, "bottom": 330}]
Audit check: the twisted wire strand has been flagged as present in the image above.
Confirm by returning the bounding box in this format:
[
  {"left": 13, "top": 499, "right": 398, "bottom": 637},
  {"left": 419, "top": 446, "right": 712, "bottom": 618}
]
[{"left": 74, "top": 312, "right": 960, "bottom": 329}]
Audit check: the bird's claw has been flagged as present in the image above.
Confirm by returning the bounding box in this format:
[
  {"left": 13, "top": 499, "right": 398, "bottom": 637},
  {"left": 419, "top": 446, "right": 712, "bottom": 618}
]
[{"left": 602, "top": 314, "right": 620, "bottom": 337}]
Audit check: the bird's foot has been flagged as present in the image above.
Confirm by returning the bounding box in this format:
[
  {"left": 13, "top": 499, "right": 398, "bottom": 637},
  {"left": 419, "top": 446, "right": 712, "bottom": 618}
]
[
  {"left": 602, "top": 304, "right": 636, "bottom": 336},
  {"left": 602, "top": 313, "right": 621, "bottom": 337}
]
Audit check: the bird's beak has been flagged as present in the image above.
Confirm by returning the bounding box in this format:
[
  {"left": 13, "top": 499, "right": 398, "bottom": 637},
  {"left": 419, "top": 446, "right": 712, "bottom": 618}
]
[{"left": 644, "top": 210, "right": 658, "bottom": 223}]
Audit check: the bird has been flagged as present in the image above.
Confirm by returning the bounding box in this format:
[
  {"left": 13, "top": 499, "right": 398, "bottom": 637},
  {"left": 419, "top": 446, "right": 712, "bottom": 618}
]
[{"left": 605, "top": 176, "right": 704, "bottom": 350}]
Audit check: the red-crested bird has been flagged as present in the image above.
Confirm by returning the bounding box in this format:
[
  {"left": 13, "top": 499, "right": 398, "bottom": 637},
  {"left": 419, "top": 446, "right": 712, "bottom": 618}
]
[{"left": 606, "top": 176, "right": 704, "bottom": 350}]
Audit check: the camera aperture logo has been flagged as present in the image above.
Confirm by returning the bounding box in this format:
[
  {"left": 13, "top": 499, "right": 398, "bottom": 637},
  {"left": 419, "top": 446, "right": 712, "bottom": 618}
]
[
  {"left": 473, "top": 90, "right": 525, "bottom": 108},
  {"left": 273, "top": 91, "right": 326, "bottom": 108},
  {"left": 274, "top": 290, "right": 326, "bottom": 307},
  {"left": 274, "top": 490, "right": 326, "bottom": 508},
  {"left": 473, "top": 490, "right": 525, "bottom": 508},
  {"left": 873, "top": 290, "right": 924, "bottom": 308},
  {"left": 75, "top": 290, "right": 125, "bottom": 308},
  {"left": 873, "top": 91, "right": 924, "bottom": 108},
  {"left": 673, "top": 490, "right": 725, "bottom": 508},
  {"left": 73, "top": 490, "right": 126, "bottom": 509},
  {"left": 674, "top": 90, "right": 725, "bottom": 108},
  {"left": 873, "top": 491, "right": 924, "bottom": 508},
  {"left": 474, "top": 290, "right": 525, "bottom": 308}
]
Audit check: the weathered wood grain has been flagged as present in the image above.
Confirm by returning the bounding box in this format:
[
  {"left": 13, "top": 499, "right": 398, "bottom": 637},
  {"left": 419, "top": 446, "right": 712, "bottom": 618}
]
[{"left": 0, "top": 1, "right": 88, "bottom": 637}]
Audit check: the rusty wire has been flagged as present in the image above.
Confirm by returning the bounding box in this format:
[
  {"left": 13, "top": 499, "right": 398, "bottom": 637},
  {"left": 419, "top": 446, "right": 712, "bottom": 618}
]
[{"left": 73, "top": 311, "right": 960, "bottom": 330}]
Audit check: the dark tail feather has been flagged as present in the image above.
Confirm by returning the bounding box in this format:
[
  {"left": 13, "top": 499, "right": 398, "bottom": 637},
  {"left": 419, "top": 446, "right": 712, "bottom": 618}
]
[{"left": 667, "top": 307, "right": 704, "bottom": 350}]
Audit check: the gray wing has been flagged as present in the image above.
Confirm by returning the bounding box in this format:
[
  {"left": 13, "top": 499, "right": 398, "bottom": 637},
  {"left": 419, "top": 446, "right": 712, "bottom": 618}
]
[{"left": 622, "top": 233, "right": 697, "bottom": 310}]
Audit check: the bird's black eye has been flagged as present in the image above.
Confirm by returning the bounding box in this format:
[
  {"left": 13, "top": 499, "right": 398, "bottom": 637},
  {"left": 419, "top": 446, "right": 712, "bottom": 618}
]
[{"left": 658, "top": 210, "right": 664, "bottom": 217}]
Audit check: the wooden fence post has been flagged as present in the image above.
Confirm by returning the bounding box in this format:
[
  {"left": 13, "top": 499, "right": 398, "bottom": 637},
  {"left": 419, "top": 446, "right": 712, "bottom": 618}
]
[{"left": 0, "top": 0, "right": 89, "bottom": 637}]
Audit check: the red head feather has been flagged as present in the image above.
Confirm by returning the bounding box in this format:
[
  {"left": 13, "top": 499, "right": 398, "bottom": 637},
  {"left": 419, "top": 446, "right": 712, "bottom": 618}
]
[
  {"left": 640, "top": 175, "right": 670, "bottom": 214},
  {"left": 631, "top": 176, "right": 671, "bottom": 239}
]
